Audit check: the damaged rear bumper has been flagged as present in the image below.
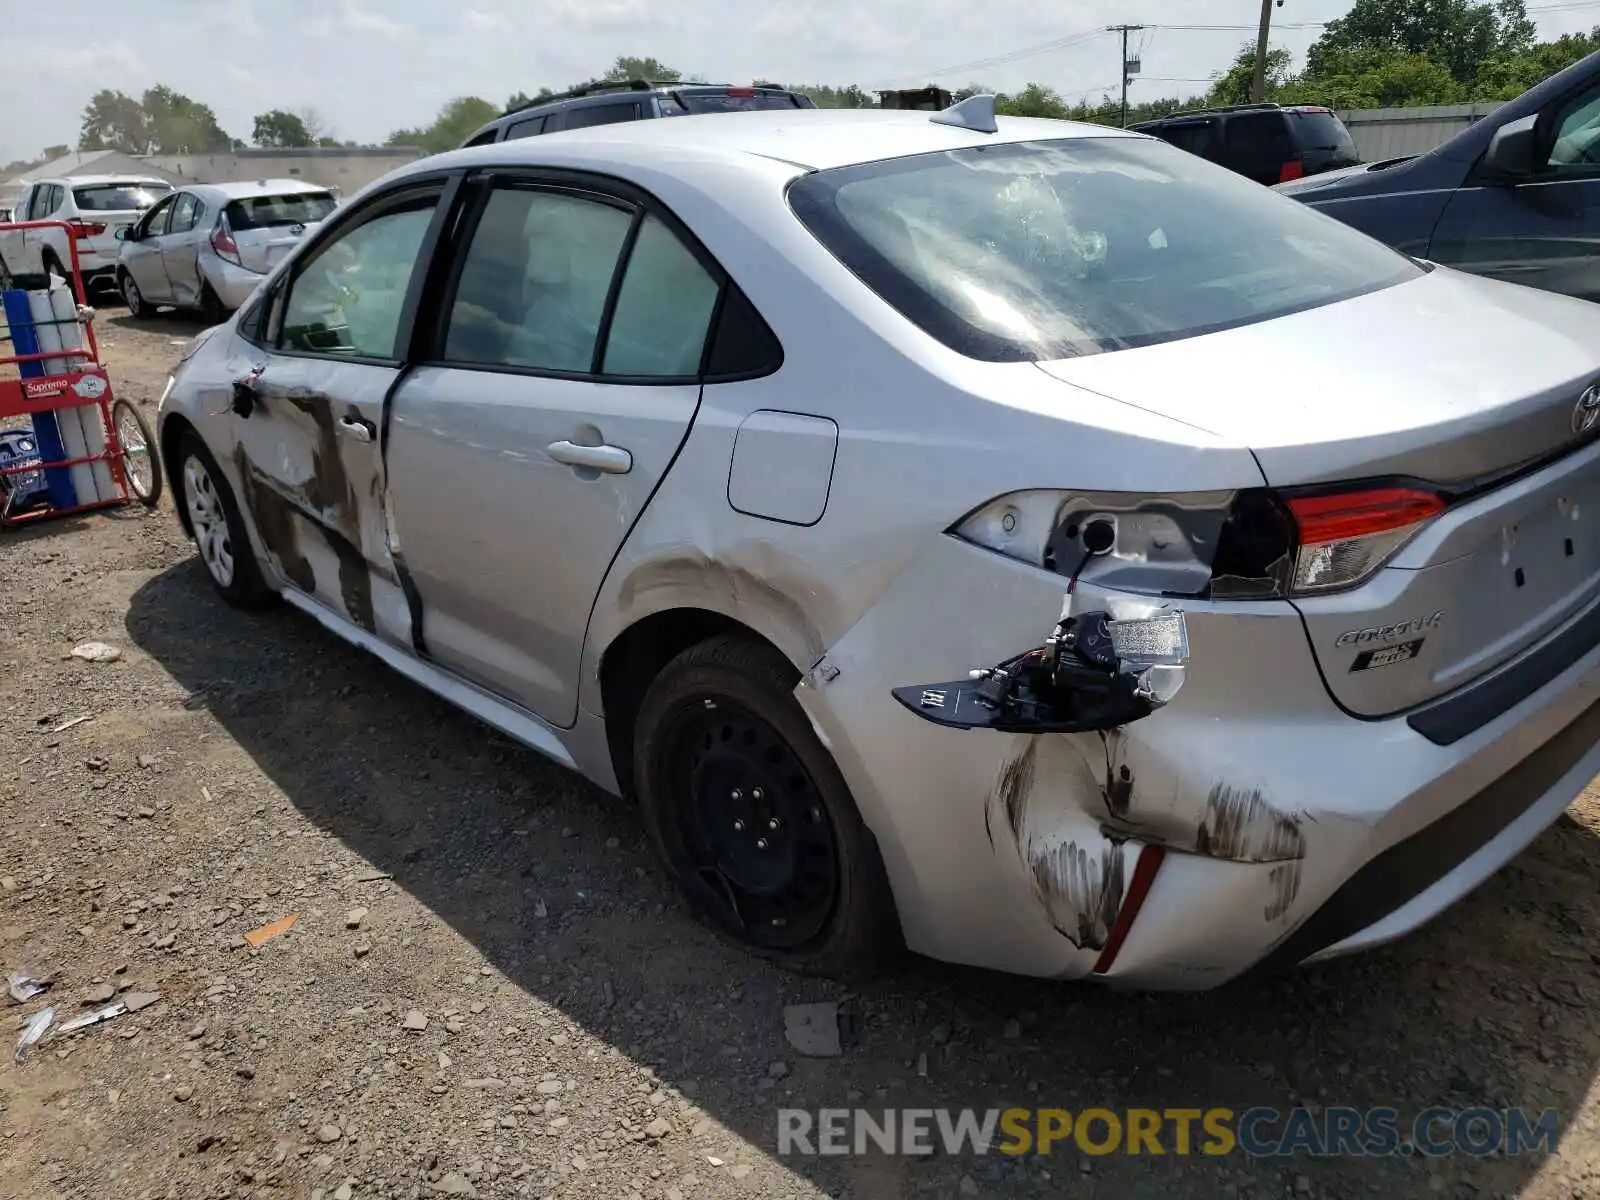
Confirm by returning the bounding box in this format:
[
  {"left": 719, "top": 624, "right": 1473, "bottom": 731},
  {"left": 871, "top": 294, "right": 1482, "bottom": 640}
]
[{"left": 795, "top": 535, "right": 1600, "bottom": 988}]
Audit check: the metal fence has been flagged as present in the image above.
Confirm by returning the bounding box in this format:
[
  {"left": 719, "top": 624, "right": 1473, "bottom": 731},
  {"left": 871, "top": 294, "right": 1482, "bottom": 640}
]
[{"left": 1335, "top": 102, "right": 1506, "bottom": 160}]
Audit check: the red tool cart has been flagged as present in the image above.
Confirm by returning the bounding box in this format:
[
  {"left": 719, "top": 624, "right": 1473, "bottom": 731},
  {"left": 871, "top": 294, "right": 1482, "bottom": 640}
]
[{"left": 0, "top": 218, "right": 161, "bottom": 528}]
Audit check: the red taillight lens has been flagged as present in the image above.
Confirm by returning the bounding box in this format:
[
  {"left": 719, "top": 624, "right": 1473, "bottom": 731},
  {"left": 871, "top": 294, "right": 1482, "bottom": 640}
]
[
  {"left": 1286, "top": 487, "right": 1445, "bottom": 593},
  {"left": 211, "top": 222, "right": 240, "bottom": 265},
  {"left": 1278, "top": 159, "right": 1305, "bottom": 183},
  {"left": 68, "top": 220, "right": 106, "bottom": 239}
]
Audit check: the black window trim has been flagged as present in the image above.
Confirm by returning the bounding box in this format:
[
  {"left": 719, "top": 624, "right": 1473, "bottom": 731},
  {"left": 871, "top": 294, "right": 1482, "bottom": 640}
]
[
  {"left": 255, "top": 172, "right": 463, "bottom": 368},
  {"left": 411, "top": 165, "right": 781, "bottom": 387}
]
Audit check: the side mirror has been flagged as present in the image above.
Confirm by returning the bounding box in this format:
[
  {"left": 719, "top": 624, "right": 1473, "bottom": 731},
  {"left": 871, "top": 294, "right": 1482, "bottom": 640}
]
[
  {"left": 114, "top": 227, "right": 129, "bottom": 242},
  {"left": 1484, "top": 113, "right": 1538, "bottom": 180}
]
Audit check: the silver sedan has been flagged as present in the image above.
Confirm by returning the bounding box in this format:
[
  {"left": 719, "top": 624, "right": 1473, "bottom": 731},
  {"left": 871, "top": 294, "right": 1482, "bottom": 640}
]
[
  {"left": 155, "top": 99, "right": 1600, "bottom": 987},
  {"left": 116, "top": 180, "right": 336, "bottom": 318}
]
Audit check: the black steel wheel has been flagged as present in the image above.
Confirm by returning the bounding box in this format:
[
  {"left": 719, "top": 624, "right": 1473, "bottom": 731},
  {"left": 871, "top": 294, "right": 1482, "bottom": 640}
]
[
  {"left": 111, "top": 398, "right": 161, "bottom": 507},
  {"left": 634, "top": 633, "right": 901, "bottom": 978}
]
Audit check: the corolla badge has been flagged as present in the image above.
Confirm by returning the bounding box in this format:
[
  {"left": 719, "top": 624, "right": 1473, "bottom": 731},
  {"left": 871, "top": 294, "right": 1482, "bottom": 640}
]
[{"left": 1573, "top": 384, "right": 1600, "bottom": 436}]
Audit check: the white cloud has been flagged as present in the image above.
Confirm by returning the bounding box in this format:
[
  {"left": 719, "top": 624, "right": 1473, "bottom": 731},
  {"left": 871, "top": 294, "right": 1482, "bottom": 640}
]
[
  {"left": 464, "top": 9, "right": 512, "bottom": 32},
  {"left": 339, "top": 2, "right": 413, "bottom": 39}
]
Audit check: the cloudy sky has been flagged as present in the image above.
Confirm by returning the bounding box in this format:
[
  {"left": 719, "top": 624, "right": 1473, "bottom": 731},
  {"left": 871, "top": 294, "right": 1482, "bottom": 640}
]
[{"left": 5, "top": 0, "right": 1600, "bottom": 162}]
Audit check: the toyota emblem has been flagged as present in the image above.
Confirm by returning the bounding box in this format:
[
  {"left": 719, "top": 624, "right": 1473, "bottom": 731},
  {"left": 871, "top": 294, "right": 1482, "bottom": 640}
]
[{"left": 1574, "top": 385, "right": 1600, "bottom": 436}]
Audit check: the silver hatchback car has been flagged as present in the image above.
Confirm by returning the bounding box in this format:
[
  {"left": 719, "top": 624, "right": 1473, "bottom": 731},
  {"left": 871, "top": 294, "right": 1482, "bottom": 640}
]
[
  {"left": 157, "top": 100, "right": 1600, "bottom": 988},
  {"left": 118, "top": 180, "right": 336, "bottom": 319}
]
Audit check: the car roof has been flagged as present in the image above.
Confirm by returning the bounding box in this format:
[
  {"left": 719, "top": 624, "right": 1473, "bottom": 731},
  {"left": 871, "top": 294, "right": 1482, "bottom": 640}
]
[
  {"left": 47, "top": 175, "right": 173, "bottom": 187},
  {"left": 427, "top": 108, "right": 1137, "bottom": 177},
  {"left": 187, "top": 179, "right": 332, "bottom": 200}
]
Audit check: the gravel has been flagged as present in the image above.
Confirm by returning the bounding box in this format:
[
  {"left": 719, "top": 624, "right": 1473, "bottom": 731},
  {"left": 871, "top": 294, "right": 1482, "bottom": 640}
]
[{"left": 0, "top": 312, "right": 1597, "bottom": 1199}]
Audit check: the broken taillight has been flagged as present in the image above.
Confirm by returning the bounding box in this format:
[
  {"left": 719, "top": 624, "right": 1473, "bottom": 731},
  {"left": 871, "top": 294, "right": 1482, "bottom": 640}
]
[
  {"left": 211, "top": 220, "right": 242, "bottom": 266},
  {"left": 67, "top": 220, "right": 107, "bottom": 239},
  {"left": 1285, "top": 487, "right": 1445, "bottom": 593}
]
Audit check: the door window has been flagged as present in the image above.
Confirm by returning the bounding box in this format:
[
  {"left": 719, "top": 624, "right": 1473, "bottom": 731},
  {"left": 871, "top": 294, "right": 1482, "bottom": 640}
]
[
  {"left": 168, "top": 192, "right": 202, "bottom": 235},
  {"left": 505, "top": 116, "right": 546, "bottom": 140},
  {"left": 140, "top": 196, "right": 176, "bottom": 238},
  {"left": 279, "top": 194, "right": 439, "bottom": 359},
  {"left": 1222, "top": 112, "right": 1292, "bottom": 171},
  {"left": 443, "top": 187, "right": 633, "bottom": 372},
  {"left": 602, "top": 215, "right": 720, "bottom": 376},
  {"left": 24, "top": 187, "right": 46, "bottom": 219},
  {"left": 563, "top": 102, "right": 639, "bottom": 130},
  {"left": 1156, "top": 120, "right": 1218, "bottom": 158},
  {"left": 1547, "top": 84, "right": 1600, "bottom": 172}
]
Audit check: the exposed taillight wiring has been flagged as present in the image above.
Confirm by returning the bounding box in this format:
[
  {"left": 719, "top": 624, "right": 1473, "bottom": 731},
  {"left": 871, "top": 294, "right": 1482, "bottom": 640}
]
[{"left": 211, "top": 218, "right": 242, "bottom": 266}]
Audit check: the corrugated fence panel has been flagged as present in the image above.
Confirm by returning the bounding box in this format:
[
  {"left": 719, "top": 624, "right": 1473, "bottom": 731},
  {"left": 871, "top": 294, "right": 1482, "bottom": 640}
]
[{"left": 1336, "top": 103, "right": 1507, "bottom": 161}]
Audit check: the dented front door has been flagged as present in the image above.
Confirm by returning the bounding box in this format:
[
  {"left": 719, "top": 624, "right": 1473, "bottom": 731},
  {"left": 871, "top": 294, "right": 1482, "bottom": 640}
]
[{"left": 227, "top": 183, "right": 447, "bottom": 646}]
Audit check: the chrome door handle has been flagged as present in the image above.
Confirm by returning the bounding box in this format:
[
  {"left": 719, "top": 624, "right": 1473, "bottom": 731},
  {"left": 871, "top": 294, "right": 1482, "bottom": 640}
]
[
  {"left": 338, "top": 416, "right": 375, "bottom": 443},
  {"left": 546, "top": 440, "right": 632, "bottom": 474}
]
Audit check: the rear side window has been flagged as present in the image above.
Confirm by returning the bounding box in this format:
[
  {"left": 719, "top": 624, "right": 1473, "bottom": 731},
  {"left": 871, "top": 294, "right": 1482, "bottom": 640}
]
[
  {"left": 227, "top": 192, "right": 337, "bottom": 230},
  {"left": 1150, "top": 119, "right": 1218, "bottom": 158},
  {"left": 563, "top": 103, "right": 640, "bottom": 130},
  {"left": 788, "top": 137, "right": 1420, "bottom": 362},
  {"left": 1223, "top": 113, "right": 1292, "bottom": 165},
  {"left": 464, "top": 127, "right": 501, "bottom": 147},
  {"left": 444, "top": 187, "right": 634, "bottom": 372},
  {"left": 505, "top": 116, "right": 546, "bottom": 140},
  {"left": 73, "top": 183, "right": 171, "bottom": 211},
  {"left": 602, "top": 215, "right": 720, "bottom": 376}
]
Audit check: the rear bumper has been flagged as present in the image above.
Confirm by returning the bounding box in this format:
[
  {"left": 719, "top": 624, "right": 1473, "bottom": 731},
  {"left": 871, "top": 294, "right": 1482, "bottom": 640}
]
[
  {"left": 795, "top": 535, "right": 1600, "bottom": 988},
  {"left": 200, "top": 258, "right": 265, "bottom": 311}
]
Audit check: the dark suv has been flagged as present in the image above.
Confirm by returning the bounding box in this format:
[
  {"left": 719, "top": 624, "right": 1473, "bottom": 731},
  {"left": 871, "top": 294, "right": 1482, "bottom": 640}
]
[
  {"left": 462, "top": 79, "right": 817, "bottom": 146},
  {"left": 1131, "top": 102, "right": 1360, "bottom": 186}
]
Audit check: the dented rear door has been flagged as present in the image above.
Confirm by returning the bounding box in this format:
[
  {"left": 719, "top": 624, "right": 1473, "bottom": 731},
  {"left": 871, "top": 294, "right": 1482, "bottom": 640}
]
[{"left": 228, "top": 181, "right": 451, "bottom": 646}]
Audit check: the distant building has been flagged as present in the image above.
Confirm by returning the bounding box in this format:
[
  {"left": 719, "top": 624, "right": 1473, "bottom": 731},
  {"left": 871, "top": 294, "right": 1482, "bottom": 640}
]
[{"left": 1, "top": 148, "right": 184, "bottom": 213}]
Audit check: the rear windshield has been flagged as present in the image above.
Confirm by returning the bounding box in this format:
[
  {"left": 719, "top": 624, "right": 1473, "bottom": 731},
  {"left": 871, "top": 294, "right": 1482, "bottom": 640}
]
[
  {"left": 226, "top": 192, "right": 337, "bottom": 230},
  {"left": 1292, "top": 110, "right": 1358, "bottom": 155},
  {"left": 660, "top": 89, "right": 807, "bottom": 115},
  {"left": 73, "top": 183, "right": 171, "bottom": 211},
  {"left": 788, "top": 137, "right": 1419, "bottom": 362}
]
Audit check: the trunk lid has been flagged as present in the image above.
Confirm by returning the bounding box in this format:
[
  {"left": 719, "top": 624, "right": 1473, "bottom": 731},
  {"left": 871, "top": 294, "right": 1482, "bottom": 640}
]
[
  {"left": 223, "top": 191, "right": 336, "bottom": 273},
  {"left": 1038, "top": 267, "right": 1600, "bottom": 715}
]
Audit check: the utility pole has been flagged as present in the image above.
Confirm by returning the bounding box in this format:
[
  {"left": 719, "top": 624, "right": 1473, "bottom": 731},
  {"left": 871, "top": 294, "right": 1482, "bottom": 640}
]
[
  {"left": 1250, "top": 0, "right": 1276, "bottom": 102},
  {"left": 1107, "top": 24, "right": 1144, "bottom": 127}
]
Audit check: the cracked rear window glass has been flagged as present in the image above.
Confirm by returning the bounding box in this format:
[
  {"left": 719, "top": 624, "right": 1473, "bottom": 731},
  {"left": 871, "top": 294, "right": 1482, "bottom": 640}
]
[{"left": 788, "top": 137, "right": 1419, "bottom": 362}]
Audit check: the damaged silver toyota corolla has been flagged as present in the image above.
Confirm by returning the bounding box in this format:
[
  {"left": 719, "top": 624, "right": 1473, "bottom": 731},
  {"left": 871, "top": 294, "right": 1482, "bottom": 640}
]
[{"left": 156, "top": 95, "right": 1600, "bottom": 988}]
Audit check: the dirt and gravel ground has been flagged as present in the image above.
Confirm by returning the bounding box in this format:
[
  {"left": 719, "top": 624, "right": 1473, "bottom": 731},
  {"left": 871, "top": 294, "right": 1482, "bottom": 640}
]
[{"left": 1, "top": 308, "right": 1598, "bottom": 1200}]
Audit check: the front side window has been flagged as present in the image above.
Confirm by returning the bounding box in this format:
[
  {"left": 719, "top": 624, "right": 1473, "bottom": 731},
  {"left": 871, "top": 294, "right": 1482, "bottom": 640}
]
[
  {"left": 1152, "top": 119, "right": 1218, "bottom": 158},
  {"left": 168, "top": 192, "right": 202, "bottom": 235},
  {"left": 505, "top": 116, "right": 546, "bottom": 140},
  {"left": 280, "top": 195, "right": 438, "bottom": 358},
  {"left": 789, "top": 137, "right": 1421, "bottom": 362},
  {"left": 444, "top": 187, "right": 633, "bottom": 372},
  {"left": 140, "top": 195, "right": 176, "bottom": 238},
  {"left": 1547, "top": 83, "right": 1600, "bottom": 171},
  {"left": 25, "top": 187, "right": 49, "bottom": 219},
  {"left": 603, "top": 215, "right": 720, "bottom": 376}
]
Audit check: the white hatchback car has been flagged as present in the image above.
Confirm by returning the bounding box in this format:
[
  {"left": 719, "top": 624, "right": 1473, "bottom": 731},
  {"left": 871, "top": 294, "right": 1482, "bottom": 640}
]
[
  {"left": 117, "top": 180, "right": 336, "bottom": 318},
  {"left": 156, "top": 99, "right": 1600, "bottom": 987}
]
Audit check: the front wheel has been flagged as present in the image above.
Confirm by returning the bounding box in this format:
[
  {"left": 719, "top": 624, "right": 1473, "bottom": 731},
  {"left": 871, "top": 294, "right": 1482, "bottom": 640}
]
[
  {"left": 176, "top": 432, "right": 271, "bottom": 607},
  {"left": 120, "top": 271, "right": 154, "bottom": 318},
  {"left": 633, "top": 633, "right": 901, "bottom": 980},
  {"left": 111, "top": 399, "right": 161, "bottom": 507}
]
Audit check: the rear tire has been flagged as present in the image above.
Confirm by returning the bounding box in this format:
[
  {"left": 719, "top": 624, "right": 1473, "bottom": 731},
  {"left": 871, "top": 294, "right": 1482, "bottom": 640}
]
[
  {"left": 176, "top": 432, "right": 271, "bottom": 607},
  {"left": 199, "top": 282, "right": 227, "bottom": 323},
  {"left": 633, "top": 633, "right": 901, "bottom": 980},
  {"left": 120, "top": 270, "right": 154, "bottom": 318}
]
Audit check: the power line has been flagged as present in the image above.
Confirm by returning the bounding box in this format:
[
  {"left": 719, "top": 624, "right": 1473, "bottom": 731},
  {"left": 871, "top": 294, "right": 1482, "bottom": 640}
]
[{"left": 881, "top": 28, "right": 1109, "bottom": 87}]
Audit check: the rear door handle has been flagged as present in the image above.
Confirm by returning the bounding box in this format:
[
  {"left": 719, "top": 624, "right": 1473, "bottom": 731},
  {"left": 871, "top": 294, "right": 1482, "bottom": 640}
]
[
  {"left": 339, "top": 416, "right": 375, "bottom": 443},
  {"left": 546, "top": 440, "right": 632, "bottom": 474}
]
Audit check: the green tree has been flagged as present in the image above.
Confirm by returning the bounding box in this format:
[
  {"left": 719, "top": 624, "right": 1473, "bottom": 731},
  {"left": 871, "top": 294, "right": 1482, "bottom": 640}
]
[
  {"left": 1284, "top": 45, "right": 1464, "bottom": 107},
  {"left": 603, "top": 56, "right": 680, "bottom": 82},
  {"left": 995, "top": 83, "right": 1070, "bottom": 119},
  {"left": 252, "top": 109, "right": 313, "bottom": 148},
  {"left": 1207, "top": 43, "right": 1293, "bottom": 107},
  {"left": 387, "top": 96, "right": 499, "bottom": 152},
  {"left": 1476, "top": 25, "right": 1600, "bottom": 98},
  {"left": 80, "top": 89, "right": 149, "bottom": 152},
  {"left": 142, "top": 85, "right": 232, "bottom": 153},
  {"left": 1306, "top": 0, "right": 1535, "bottom": 86}
]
